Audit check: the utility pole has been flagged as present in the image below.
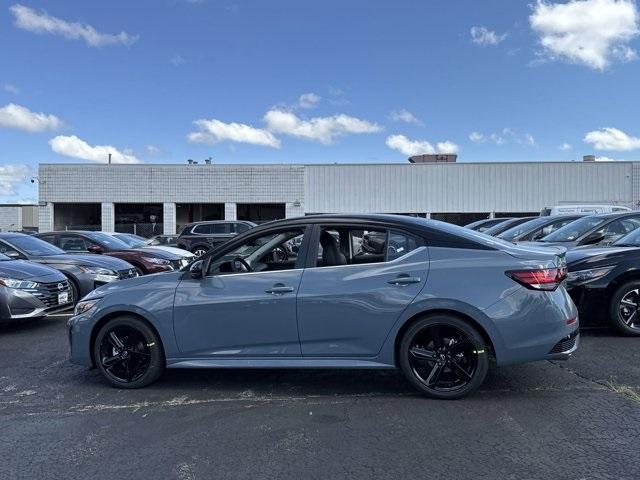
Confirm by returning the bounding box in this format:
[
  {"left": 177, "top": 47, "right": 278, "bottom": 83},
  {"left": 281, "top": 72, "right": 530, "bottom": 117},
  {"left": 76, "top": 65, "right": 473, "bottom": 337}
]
[{"left": 108, "top": 153, "right": 112, "bottom": 164}]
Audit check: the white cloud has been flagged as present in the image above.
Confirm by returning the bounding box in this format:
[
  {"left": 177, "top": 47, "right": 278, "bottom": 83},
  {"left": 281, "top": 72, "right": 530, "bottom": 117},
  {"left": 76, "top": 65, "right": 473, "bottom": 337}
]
[
  {"left": 3, "top": 84, "right": 19, "bottom": 95},
  {"left": 298, "top": 93, "right": 321, "bottom": 109},
  {"left": 470, "top": 26, "right": 507, "bottom": 46},
  {"left": 530, "top": 0, "right": 639, "bottom": 70},
  {"left": 49, "top": 135, "right": 141, "bottom": 163},
  {"left": 594, "top": 156, "right": 618, "bottom": 161},
  {"left": 490, "top": 133, "right": 505, "bottom": 145},
  {"left": 264, "top": 109, "right": 382, "bottom": 144},
  {"left": 523, "top": 133, "right": 537, "bottom": 146},
  {"left": 469, "top": 131, "right": 485, "bottom": 143},
  {"left": 170, "top": 55, "right": 185, "bottom": 66},
  {"left": 584, "top": 127, "right": 640, "bottom": 150},
  {"left": 559, "top": 142, "right": 573, "bottom": 151},
  {"left": 187, "top": 119, "right": 280, "bottom": 148},
  {"left": 146, "top": 145, "right": 161, "bottom": 155},
  {"left": 385, "top": 134, "right": 458, "bottom": 156},
  {"left": 10, "top": 4, "right": 138, "bottom": 47},
  {"left": 0, "top": 103, "right": 62, "bottom": 132},
  {"left": 0, "top": 165, "right": 30, "bottom": 197},
  {"left": 389, "top": 109, "right": 423, "bottom": 125}
]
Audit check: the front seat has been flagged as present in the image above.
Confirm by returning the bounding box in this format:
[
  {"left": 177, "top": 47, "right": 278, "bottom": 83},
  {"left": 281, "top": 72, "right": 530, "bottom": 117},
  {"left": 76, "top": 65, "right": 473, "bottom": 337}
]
[{"left": 320, "top": 231, "right": 347, "bottom": 266}]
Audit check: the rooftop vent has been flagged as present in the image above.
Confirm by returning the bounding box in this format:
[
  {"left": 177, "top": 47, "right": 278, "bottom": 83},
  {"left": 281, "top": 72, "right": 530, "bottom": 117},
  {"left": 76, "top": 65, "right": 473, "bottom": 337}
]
[
  {"left": 409, "top": 154, "right": 457, "bottom": 163},
  {"left": 583, "top": 155, "right": 596, "bottom": 162}
]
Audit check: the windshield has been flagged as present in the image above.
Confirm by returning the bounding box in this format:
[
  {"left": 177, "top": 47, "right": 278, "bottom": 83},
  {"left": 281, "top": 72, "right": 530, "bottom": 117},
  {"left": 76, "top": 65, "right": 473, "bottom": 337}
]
[
  {"left": 85, "top": 232, "right": 131, "bottom": 249},
  {"left": 541, "top": 216, "right": 605, "bottom": 242},
  {"left": 6, "top": 235, "right": 66, "bottom": 256},
  {"left": 114, "top": 233, "right": 147, "bottom": 248},
  {"left": 498, "top": 218, "right": 548, "bottom": 242},
  {"left": 613, "top": 228, "right": 640, "bottom": 247}
]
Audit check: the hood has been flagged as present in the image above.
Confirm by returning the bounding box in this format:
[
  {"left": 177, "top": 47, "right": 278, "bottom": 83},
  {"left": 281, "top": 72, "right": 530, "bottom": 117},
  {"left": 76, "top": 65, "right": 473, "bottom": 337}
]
[
  {"left": 566, "top": 246, "right": 640, "bottom": 266},
  {"left": 37, "top": 254, "right": 134, "bottom": 269},
  {"left": 83, "top": 270, "right": 183, "bottom": 300},
  {"left": 148, "top": 246, "right": 194, "bottom": 258},
  {"left": 0, "top": 259, "right": 67, "bottom": 282},
  {"left": 132, "top": 247, "right": 182, "bottom": 260}
]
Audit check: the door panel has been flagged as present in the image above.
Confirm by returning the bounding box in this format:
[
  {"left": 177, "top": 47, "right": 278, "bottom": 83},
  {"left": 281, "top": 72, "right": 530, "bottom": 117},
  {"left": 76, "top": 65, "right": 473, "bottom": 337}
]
[
  {"left": 173, "top": 270, "right": 303, "bottom": 357},
  {"left": 297, "top": 247, "right": 428, "bottom": 356}
]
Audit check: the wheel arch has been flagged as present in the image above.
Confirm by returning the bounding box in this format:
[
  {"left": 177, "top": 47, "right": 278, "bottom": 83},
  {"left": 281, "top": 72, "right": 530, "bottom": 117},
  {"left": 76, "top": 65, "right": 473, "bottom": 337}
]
[
  {"left": 89, "top": 310, "right": 165, "bottom": 368},
  {"left": 605, "top": 270, "right": 640, "bottom": 300},
  {"left": 393, "top": 308, "right": 496, "bottom": 368}
]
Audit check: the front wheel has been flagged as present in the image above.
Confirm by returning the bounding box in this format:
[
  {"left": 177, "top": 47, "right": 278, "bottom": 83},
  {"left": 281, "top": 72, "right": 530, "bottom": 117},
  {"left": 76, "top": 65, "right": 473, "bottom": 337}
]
[
  {"left": 191, "top": 246, "right": 209, "bottom": 257},
  {"left": 93, "top": 316, "right": 165, "bottom": 388},
  {"left": 609, "top": 281, "right": 640, "bottom": 336},
  {"left": 399, "top": 315, "right": 489, "bottom": 399}
]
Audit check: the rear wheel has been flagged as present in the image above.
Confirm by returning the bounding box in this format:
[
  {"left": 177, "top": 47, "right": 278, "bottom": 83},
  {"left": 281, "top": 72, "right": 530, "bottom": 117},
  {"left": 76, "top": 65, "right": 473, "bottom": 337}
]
[
  {"left": 609, "top": 281, "right": 640, "bottom": 336},
  {"left": 399, "top": 315, "right": 489, "bottom": 399},
  {"left": 93, "top": 316, "right": 164, "bottom": 388}
]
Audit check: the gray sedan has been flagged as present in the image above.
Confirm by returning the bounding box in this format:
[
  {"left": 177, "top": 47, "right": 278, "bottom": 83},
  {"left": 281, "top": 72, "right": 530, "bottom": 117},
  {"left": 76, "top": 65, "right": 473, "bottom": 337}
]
[
  {"left": 0, "top": 253, "right": 73, "bottom": 323},
  {"left": 0, "top": 233, "right": 137, "bottom": 304}
]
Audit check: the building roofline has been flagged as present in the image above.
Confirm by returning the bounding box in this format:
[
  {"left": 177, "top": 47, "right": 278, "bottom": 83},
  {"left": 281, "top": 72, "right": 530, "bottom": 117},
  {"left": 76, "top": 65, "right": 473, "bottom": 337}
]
[{"left": 38, "top": 160, "right": 640, "bottom": 168}]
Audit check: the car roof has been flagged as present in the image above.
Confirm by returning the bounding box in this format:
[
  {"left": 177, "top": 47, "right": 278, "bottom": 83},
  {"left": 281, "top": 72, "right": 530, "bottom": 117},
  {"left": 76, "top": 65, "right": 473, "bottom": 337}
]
[
  {"left": 587, "top": 211, "right": 640, "bottom": 219},
  {"left": 0, "top": 232, "right": 28, "bottom": 239}
]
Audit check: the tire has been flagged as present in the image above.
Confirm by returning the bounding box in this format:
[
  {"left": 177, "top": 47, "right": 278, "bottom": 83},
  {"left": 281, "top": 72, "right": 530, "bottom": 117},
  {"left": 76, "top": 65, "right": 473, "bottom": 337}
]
[
  {"left": 399, "top": 314, "right": 489, "bottom": 399},
  {"left": 609, "top": 281, "right": 640, "bottom": 336},
  {"left": 93, "top": 316, "right": 165, "bottom": 388},
  {"left": 191, "top": 246, "right": 209, "bottom": 257}
]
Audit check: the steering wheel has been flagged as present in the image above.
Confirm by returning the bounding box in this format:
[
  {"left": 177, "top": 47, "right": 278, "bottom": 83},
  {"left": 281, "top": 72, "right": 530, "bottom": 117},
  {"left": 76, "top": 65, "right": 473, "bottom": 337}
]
[{"left": 232, "top": 256, "right": 252, "bottom": 273}]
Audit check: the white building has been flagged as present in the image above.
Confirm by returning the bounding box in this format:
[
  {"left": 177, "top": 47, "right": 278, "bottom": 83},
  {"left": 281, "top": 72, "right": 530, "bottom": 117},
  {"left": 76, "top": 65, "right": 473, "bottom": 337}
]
[{"left": 37, "top": 161, "right": 640, "bottom": 235}]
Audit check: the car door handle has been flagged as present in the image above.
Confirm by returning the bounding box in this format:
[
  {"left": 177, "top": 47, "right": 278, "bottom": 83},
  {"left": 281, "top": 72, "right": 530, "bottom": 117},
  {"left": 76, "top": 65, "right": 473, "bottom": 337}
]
[
  {"left": 265, "top": 284, "right": 295, "bottom": 295},
  {"left": 387, "top": 275, "right": 421, "bottom": 286}
]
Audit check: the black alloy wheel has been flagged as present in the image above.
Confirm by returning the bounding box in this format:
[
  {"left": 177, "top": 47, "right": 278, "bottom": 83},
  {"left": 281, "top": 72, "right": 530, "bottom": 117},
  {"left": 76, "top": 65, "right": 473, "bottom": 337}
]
[
  {"left": 399, "top": 315, "right": 489, "bottom": 399},
  {"left": 610, "top": 281, "right": 640, "bottom": 336},
  {"left": 93, "top": 316, "right": 164, "bottom": 388}
]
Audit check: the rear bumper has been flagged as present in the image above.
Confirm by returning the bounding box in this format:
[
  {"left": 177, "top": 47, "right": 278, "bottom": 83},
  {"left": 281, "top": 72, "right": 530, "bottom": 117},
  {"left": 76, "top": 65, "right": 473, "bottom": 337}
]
[{"left": 483, "top": 285, "right": 580, "bottom": 366}]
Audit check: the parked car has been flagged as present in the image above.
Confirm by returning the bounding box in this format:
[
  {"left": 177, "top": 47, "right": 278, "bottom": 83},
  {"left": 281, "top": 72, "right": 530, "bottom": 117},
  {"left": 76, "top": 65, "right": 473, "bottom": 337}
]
[
  {"left": 497, "top": 215, "right": 584, "bottom": 243},
  {"left": 566, "top": 244, "right": 640, "bottom": 336},
  {"left": 106, "top": 232, "right": 194, "bottom": 260},
  {"left": 464, "top": 217, "right": 513, "bottom": 232},
  {"left": 146, "top": 235, "right": 179, "bottom": 247},
  {"left": 0, "top": 252, "right": 73, "bottom": 323},
  {"left": 69, "top": 214, "right": 578, "bottom": 399},
  {"left": 177, "top": 220, "right": 257, "bottom": 256},
  {"left": 0, "top": 232, "right": 137, "bottom": 304},
  {"left": 532, "top": 212, "right": 640, "bottom": 249},
  {"left": 36, "top": 231, "right": 189, "bottom": 275},
  {"left": 482, "top": 217, "right": 537, "bottom": 237},
  {"left": 541, "top": 204, "right": 631, "bottom": 216}
]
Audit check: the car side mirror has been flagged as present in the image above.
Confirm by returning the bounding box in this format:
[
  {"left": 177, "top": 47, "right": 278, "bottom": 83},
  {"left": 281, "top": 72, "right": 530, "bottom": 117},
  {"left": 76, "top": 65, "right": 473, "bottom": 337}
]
[
  {"left": 190, "top": 260, "right": 204, "bottom": 279},
  {"left": 582, "top": 231, "right": 606, "bottom": 245},
  {"left": 5, "top": 251, "right": 21, "bottom": 259},
  {"left": 87, "top": 245, "right": 103, "bottom": 254}
]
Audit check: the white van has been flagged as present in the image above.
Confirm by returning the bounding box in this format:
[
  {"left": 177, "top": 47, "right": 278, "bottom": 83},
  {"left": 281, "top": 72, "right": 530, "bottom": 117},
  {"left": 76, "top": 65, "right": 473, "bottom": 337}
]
[{"left": 540, "top": 205, "right": 632, "bottom": 216}]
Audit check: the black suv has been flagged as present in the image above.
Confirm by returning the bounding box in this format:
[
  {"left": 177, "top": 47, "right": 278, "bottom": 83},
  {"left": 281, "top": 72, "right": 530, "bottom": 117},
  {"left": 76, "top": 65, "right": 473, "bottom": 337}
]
[{"left": 177, "top": 220, "right": 256, "bottom": 256}]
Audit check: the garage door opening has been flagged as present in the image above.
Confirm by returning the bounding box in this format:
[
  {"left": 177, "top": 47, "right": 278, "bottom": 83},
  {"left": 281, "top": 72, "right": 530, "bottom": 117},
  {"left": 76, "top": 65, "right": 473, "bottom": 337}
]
[
  {"left": 176, "top": 203, "right": 224, "bottom": 233},
  {"left": 237, "top": 203, "right": 285, "bottom": 224},
  {"left": 431, "top": 213, "right": 490, "bottom": 226},
  {"left": 114, "top": 203, "right": 163, "bottom": 237},
  {"left": 54, "top": 203, "right": 101, "bottom": 231}
]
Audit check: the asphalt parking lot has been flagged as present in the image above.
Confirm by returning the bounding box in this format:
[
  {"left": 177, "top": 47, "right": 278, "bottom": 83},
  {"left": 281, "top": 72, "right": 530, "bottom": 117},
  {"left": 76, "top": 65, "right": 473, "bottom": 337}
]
[{"left": 1, "top": 314, "right": 639, "bottom": 480}]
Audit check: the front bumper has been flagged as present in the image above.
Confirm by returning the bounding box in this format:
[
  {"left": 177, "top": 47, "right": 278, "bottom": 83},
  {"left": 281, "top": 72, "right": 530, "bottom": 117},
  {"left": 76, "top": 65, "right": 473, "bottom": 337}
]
[{"left": 0, "top": 283, "right": 74, "bottom": 323}]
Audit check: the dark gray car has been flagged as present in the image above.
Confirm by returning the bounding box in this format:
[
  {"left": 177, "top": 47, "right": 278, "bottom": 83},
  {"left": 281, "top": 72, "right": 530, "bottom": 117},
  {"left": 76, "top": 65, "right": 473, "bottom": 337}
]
[
  {"left": 176, "top": 220, "right": 257, "bottom": 256},
  {"left": 0, "top": 253, "right": 73, "bottom": 323},
  {"left": 497, "top": 215, "right": 584, "bottom": 243},
  {"left": 532, "top": 212, "right": 640, "bottom": 249},
  {"left": 0, "top": 233, "right": 137, "bottom": 304}
]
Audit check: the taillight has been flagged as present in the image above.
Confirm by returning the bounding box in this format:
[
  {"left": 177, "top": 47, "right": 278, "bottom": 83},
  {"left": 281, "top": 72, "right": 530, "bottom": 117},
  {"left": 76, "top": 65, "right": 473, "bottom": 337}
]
[{"left": 506, "top": 267, "right": 567, "bottom": 291}]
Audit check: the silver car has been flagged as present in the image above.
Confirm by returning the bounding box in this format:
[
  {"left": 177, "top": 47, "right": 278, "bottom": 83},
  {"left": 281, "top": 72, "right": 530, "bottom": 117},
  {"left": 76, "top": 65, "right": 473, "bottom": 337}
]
[{"left": 0, "top": 253, "right": 73, "bottom": 323}]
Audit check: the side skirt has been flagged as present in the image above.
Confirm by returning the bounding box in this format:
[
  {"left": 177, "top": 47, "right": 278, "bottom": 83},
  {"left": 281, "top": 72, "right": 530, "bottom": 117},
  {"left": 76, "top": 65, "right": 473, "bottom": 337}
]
[{"left": 166, "top": 358, "right": 396, "bottom": 369}]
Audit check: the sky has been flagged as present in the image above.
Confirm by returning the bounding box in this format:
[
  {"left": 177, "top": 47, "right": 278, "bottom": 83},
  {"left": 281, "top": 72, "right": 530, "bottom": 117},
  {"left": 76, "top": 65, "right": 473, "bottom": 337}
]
[{"left": 1, "top": 0, "right": 640, "bottom": 203}]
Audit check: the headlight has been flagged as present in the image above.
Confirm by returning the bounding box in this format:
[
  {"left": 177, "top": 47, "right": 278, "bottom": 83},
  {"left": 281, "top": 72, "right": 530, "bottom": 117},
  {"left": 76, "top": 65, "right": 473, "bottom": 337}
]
[
  {"left": 79, "top": 266, "right": 119, "bottom": 283},
  {"left": 0, "top": 277, "right": 38, "bottom": 289},
  {"left": 143, "top": 256, "right": 171, "bottom": 266},
  {"left": 74, "top": 298, "right": 101, "bottom": 316},
  {"left": 566, "top": 266, "right": 615, "bottom": 285}
]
